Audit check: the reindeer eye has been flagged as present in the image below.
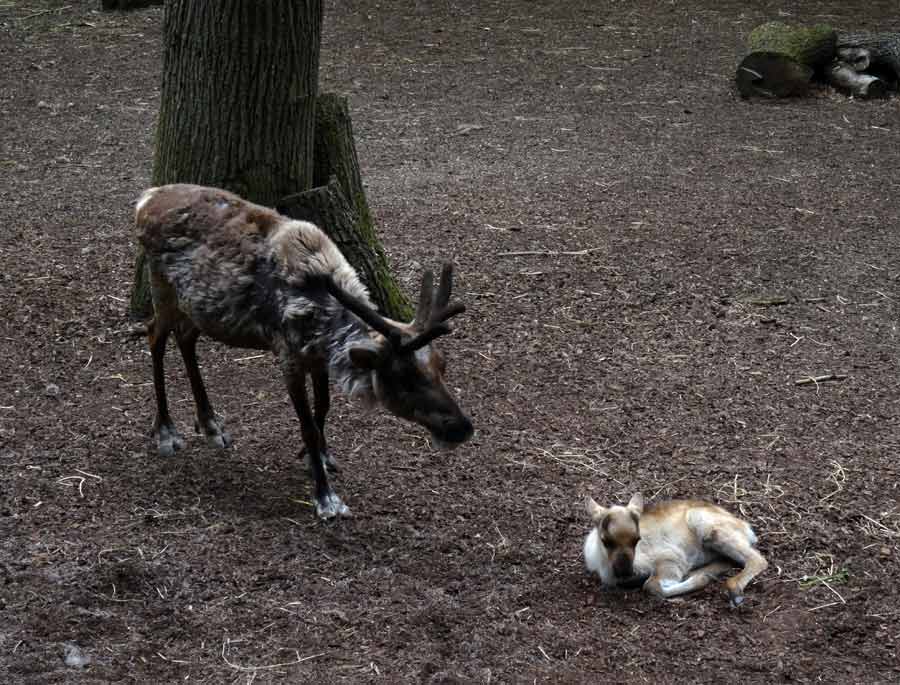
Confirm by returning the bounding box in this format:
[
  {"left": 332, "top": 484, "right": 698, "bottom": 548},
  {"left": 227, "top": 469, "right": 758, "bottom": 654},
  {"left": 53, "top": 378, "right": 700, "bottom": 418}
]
[{"left": 602, "top": 539, "right": 614, "bottom": 549}]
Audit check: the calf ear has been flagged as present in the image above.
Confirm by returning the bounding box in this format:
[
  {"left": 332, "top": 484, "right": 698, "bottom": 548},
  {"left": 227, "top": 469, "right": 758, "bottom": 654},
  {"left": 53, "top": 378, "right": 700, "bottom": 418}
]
[
  {"left": 627, "top": 493, "right": 644, "bottom": 516},
  {"left": 585, "top": 496, "right": 607, "bottom": 522},
  {"left": 348, "top": 345, "right": 381, "bottom": 370}
]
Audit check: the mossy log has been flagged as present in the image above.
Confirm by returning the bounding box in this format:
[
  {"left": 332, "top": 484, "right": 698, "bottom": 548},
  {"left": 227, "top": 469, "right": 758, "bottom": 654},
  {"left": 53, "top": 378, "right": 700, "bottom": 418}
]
[
  {"left": 737, "top": 22, "right": 836, "bottom": 99},
  {"left": 748, "top": 22, "right": 837, "bottom": 69},
  {"left": 736, "top": 52, "right": 813, "bottom": 98}
]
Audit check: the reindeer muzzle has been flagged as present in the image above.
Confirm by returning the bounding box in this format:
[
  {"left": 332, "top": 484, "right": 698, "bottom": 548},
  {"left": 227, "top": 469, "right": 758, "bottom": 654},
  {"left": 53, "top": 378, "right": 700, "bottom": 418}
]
[
  {"left": 430, "top": 413, "right": 474, "bottom": 448},
  {"left": 612, "top": 554, "right": 635, "bottom": 580}
]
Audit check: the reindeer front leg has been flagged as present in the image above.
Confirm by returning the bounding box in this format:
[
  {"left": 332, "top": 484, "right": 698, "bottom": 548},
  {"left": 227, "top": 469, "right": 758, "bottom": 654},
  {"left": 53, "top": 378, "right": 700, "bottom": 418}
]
[
  {"left": 301, "top": 366, "right": 339, "bottom": 472},
  {"left": 283, "top": 364, "right": 350, "bottom": 519}
]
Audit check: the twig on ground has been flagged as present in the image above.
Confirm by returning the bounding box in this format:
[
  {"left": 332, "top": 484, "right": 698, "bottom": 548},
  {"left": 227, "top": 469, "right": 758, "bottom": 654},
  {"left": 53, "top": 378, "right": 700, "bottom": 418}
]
[
  {"left": 497, "top": 248, "right": 604, "bottom": 257},
  {"left": 795, "top": 373, "right": 847, "bottom": 386},
  {"left": 221, "top": 639, "right": 325, "bottom": 673},
  {"left": 57, "top": 475, "right": 86, "bottom": 498},
  {"left": 744, "top": 296, "right": 789, "bottom": 306},
  {"left": 20, "top": 5, "right": 71, "bottom": 20}
]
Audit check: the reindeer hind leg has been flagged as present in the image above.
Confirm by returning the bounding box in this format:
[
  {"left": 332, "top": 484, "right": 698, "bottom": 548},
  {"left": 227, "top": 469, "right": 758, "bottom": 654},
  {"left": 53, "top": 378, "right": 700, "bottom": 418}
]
[
  {"left": 174, "top": 321, "right": 232, "bottom": 450},
  {"left": 148, "top": 313, "right": 185, "bottom": 457},
  {"left": 706, "top": 529, "right": 769, "bottom": 607}
]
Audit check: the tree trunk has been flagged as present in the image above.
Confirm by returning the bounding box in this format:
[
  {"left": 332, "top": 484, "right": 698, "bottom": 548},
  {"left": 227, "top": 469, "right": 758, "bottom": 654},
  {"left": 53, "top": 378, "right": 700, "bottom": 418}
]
[
  {"left": 304, "top": 93, "right": 412, "bottom": 320},
  {"left": 129, "top": 0, "right": 323, "bottom": 319}
]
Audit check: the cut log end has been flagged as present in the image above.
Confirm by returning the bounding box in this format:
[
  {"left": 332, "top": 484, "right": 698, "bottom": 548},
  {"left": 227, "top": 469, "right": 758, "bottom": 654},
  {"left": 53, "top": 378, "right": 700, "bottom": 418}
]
[
  {"left": 828, "top": 61, "right": 888, "bottom": 99},
  {"left": 736, "top": 52, "right": 813, "bottom": 98}
]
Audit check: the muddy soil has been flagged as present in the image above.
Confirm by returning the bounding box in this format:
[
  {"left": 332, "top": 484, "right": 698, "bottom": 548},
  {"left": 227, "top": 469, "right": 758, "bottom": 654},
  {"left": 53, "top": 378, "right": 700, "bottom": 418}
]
[{"left": 2, "top": 1, "right": 899, "bottom": 682}]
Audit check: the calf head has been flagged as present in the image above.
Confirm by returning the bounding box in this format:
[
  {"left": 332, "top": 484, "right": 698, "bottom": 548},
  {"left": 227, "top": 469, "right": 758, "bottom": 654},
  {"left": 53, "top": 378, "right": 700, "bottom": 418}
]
[
  {"left": 327, "top": 264, "right": 473, "bottom": 448},
  {"left": 585, "top": 493, "right": 644, "bottom": 580}
]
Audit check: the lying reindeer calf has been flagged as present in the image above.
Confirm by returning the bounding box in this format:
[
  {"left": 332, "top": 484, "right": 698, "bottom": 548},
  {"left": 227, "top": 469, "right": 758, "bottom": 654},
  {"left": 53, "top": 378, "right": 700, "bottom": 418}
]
[{"left": 583, "top": 493, "right": 767, "bottom": 607}]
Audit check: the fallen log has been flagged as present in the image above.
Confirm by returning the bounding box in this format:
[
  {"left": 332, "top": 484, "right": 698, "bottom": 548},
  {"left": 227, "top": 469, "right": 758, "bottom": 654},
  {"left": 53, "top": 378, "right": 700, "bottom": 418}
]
[
  {"left": 736, "top": 52, "right": 813, "bottom": 98},
  {"left": 837, "top": 31, "right": 900, "bottom": 81},
  {"left": 748, "top": 22, "right": 837, "bottom": 69},
  {"left": 737, "top": 22, "right": 836, "bottom": 98}
]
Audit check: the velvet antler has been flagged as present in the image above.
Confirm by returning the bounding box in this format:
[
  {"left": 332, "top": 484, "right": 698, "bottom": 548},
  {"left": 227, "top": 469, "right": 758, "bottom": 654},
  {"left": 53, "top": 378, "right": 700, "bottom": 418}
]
[{"left": 324, "top": 264, "right": 465, "bottom": 355}]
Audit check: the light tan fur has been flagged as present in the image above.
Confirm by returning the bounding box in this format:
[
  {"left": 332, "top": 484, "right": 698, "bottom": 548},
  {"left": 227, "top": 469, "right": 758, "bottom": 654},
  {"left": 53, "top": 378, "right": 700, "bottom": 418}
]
[
  {"left": 267, "top": 219, "right": 368, "bottom": 299},
  {"left": 584, "top": 493, "right": 768, "bottom": 607}
]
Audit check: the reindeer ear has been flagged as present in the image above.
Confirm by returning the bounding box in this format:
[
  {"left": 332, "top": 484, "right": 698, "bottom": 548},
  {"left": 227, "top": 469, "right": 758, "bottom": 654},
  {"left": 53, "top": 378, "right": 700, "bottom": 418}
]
[
  {"left": 585, "top": 496, "right": 607, "bottom": 521},
  {"left": 348, "top": 345, "right": 381, "bottom": 370},
  {"left": 627, "top": 493, "right": 644, "bottom": 516}
]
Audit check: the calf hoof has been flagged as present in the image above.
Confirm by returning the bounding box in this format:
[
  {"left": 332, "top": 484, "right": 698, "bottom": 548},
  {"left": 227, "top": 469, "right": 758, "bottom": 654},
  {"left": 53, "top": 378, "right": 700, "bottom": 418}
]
[
  {"left": 195, "top": 419, "right": 232, "bottom": 450},
  {"left": 155, "top": 425, "right": 186, "bottom": 457},
  {"left": 643, "top": 578, "right": 665, "bottom": 599},
  {"left": 315, "top": 492, "right": 351, "bottom": 520}
]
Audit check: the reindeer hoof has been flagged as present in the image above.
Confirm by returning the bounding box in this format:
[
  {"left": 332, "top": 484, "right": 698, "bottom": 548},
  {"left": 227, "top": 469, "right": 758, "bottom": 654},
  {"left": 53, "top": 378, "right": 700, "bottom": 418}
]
[
  {"left": 155, "top": 425, "right": 186, "bottom": 457},
  {"left": 195, "top": 419, "right": 232, "bottom": 450},
  {"left": 729, "top": 593, "right": 745, "bottom": 608},
  {"left": 315, "top": 493, "right": 351, "bottom": 520}
]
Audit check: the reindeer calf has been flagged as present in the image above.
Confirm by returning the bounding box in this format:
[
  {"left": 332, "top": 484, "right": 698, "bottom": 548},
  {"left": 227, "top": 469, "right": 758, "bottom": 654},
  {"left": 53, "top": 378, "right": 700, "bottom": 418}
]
[
  {"left": 584, "top": 493, "right": 767, "bottom": 607},
  {"left": 136, "top": 184, "right": 473, "bottom": 519}
]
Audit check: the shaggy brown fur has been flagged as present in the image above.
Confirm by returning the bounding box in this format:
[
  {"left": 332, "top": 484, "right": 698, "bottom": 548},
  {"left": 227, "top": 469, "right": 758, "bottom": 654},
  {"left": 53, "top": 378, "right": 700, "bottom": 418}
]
[{"left": 136, "top": 184, "right": 472, "bottom": 519}]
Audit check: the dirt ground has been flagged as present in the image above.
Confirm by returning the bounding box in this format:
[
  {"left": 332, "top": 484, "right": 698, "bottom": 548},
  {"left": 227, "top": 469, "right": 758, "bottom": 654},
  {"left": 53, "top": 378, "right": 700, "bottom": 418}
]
[{"left": 2, "top": 0, "right": 900, "bottom": 682}]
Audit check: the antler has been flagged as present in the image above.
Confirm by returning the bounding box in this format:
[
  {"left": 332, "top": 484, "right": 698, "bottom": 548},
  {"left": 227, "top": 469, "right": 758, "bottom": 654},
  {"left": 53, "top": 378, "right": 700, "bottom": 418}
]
[
  {"left": 399, "top": 263, "right": 466, "bottom": 354},
  {"left": 323, "top": 263, "right": 465, "bottom": 355},
  {"left": 322, "top": 278, "right": 403, "bottom": 347}
]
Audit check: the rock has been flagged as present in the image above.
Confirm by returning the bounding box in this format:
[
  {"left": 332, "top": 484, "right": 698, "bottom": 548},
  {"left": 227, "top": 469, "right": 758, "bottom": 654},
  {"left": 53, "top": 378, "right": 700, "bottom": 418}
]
[{"left": 64, "top": 642, "right": 90, "bottom": 668}]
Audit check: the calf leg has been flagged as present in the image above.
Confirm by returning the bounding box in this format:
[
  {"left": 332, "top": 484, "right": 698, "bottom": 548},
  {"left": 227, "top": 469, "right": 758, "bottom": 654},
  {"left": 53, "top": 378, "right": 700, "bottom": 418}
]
[
  {"left": 707, "top": 533, "right": 769, "bottom": 607},
  {"left": 642, "top": 560, "right": 688, "bottom": 599},
  {"left": 174, "top": 323, "right": 231, "bottom": 450},
  {"left": 148, "top": 317, "right": 185, "bottom": 457},
  {"left": 646, "top": 559, "right": 736, "bottom": 599},
  {"left": 284, "top": 367, "right": 349, "bottom": 519}
]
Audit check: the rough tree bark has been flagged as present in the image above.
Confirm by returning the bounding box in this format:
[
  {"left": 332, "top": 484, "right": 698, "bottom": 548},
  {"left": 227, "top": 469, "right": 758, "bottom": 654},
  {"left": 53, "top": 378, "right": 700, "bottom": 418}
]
[
  {"left": 130, "top": 0, "right": 322, "bottom": 318},
  {"left": 278, "top": 94, "right": 412, "bottom": 320},
  {"left": 130, "top": 1, "right": 411, "bottom": 321}
]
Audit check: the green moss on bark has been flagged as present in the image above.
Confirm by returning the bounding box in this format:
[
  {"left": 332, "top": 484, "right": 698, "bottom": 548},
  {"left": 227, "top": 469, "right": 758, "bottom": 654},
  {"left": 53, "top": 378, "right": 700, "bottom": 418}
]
[{"left": 748, "top": 22, "right": 836, "bottom": 68}]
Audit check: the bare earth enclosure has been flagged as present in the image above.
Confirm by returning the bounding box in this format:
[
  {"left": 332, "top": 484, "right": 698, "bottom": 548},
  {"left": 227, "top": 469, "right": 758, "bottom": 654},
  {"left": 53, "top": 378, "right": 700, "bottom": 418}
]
[{"left": 2, "top": 1, "right": 900, "bottom": 682}]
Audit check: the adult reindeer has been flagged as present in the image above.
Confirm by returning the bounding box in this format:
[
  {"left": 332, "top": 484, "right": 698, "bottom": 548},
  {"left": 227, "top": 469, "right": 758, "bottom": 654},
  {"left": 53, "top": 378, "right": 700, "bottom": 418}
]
[{"left": 135, "top": 184, "right": 473, "bottom": 518}]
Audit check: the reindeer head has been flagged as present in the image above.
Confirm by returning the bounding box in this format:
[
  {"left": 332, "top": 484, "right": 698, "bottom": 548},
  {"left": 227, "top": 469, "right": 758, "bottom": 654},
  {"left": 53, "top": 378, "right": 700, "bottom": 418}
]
[
  {"left": 585, "top": 493, "right": 644, "bottom": 580},
  {"left": 325, "top": 264, "right": 474, "bottom": 448}
]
